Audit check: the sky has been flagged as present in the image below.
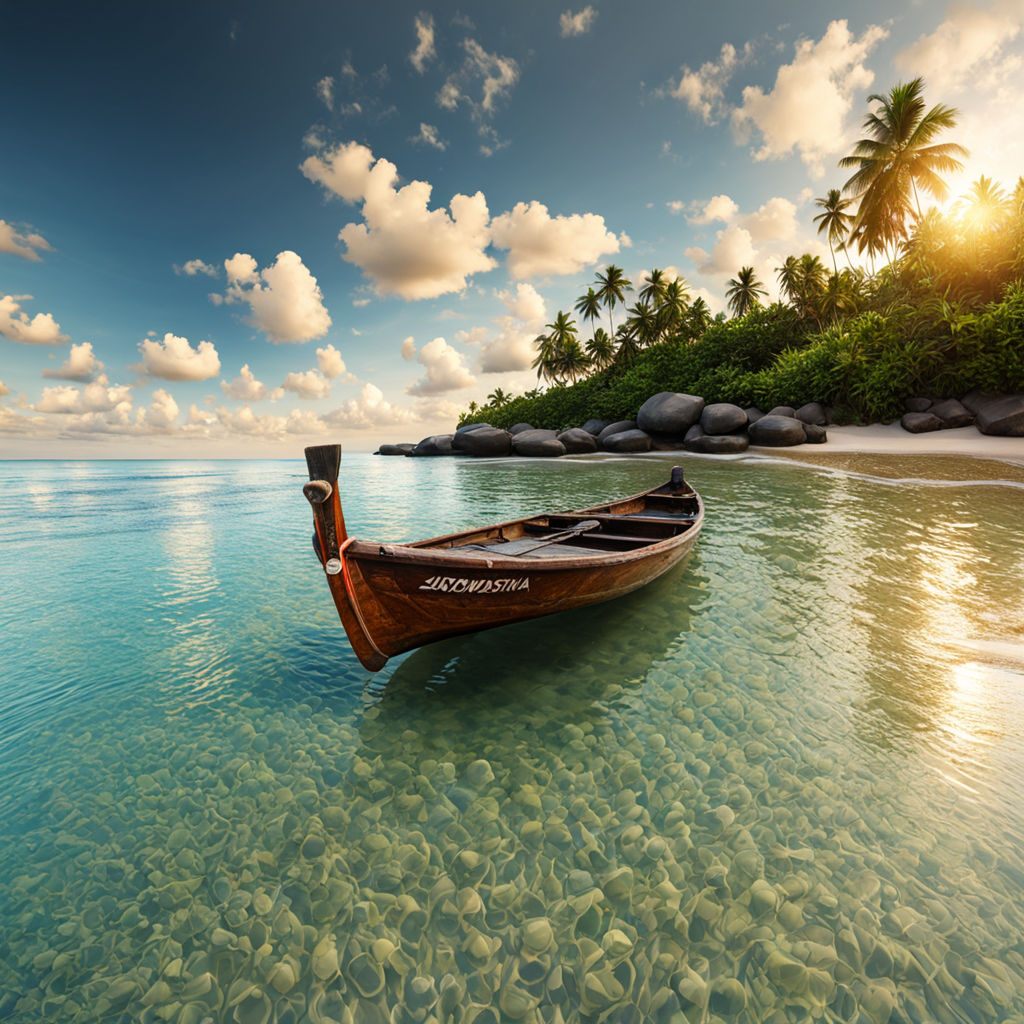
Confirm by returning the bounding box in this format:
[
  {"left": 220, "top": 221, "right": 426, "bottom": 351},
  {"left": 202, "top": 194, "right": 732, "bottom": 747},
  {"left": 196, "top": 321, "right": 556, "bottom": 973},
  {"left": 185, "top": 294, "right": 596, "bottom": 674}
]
[{"left": 2, "top": 0, "right": 1023, "bottom": 456}]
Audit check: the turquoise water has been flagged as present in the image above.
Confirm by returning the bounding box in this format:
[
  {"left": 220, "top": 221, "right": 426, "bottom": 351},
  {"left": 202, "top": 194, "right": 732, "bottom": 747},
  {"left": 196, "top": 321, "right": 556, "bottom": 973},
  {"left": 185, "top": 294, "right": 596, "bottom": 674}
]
[{"left": 2, "top": 452, "right": 1024, "bottom": 1023}]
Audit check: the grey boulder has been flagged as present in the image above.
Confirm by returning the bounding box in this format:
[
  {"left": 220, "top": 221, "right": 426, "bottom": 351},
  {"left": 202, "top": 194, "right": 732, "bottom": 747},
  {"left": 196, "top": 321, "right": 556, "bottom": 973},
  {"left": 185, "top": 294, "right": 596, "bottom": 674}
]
[
  {"left": 410, "top": 434, "right": 456, "bottom": 456},
  {"left": 901, "top": 412, "right": 943, "bottom": 433},
  {"left": 452, "top": 427, "right": 513, "bottom": 456},
  {"left": 802, "top": 423, "right": 828, "bottom": 444},
  {"left": 508, "top": 422, "right": 535, "bottom": 435},
  {"left": 700, "top": 403, "right": 747, "bottom": 435},
  {"left": 513, "top": 429, "right": 565, "bottom": 457},
  {"left": 602, "top": 429, "right": 652, "bottom": 453},
  {"left": 930, "top": 398, "right": 974, "bottom": 429},
  {"left": 557, "top": 428, "right": 599, "bottom": 453},
  {"left": 744, "top": 407, "right": 765, "bottom": 425},
  {"left": 766, "top": 405, "right": 796, "bottom": 418},
  {"left": 580, "top": 418, "right": 609, "bottom": 436},
  {"left": 684, "top": 426, "right": 749, "bottom": 454},
  {"left": 796, "top": 402, "right": 828, "bottom": 426},
  {"left": 637, "top": 392, "right": 705, "bottom": 434},
  {"left": 975, "top": 393, "right": 1024, "bottom": 436},
  {"left": 377, "top": 443, "right": 414, "bottom": 456},
  {"left": 905, "top": 396, "right": 933, "bottom": 413},
  {"left": 598, "top": 420, "right": 637, "bottom": 444},
  {"left": 748, "top": 415, "right": 806, "bottom": 446}
]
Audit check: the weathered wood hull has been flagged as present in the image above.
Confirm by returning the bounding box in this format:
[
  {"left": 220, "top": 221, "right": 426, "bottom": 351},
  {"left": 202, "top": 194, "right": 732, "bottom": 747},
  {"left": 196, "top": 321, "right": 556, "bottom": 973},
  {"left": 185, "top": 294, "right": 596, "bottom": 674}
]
[{"left": 303, "top": 445, "right": 703, "bottom": 671}]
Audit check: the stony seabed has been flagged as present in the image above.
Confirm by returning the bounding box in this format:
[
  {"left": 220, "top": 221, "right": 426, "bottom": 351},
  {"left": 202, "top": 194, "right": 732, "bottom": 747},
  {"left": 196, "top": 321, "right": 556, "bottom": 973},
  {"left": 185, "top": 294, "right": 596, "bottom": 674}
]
[{"left": 2, "top": 455, "right": 1024, "bottom": 1023}]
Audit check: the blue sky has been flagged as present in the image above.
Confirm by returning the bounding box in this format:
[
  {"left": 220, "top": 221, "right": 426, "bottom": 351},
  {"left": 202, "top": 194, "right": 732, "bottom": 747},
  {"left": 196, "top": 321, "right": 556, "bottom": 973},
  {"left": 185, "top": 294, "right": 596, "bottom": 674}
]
[{"left": 2, "top": 0, "right": 1022, "bottom": 455}]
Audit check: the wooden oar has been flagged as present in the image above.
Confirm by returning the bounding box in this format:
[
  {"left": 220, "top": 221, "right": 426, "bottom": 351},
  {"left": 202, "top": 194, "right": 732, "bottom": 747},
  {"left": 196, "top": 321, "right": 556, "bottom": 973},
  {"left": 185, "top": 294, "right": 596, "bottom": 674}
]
[{"left": 512, "top": 519, "right": 602, "bottom": 555}]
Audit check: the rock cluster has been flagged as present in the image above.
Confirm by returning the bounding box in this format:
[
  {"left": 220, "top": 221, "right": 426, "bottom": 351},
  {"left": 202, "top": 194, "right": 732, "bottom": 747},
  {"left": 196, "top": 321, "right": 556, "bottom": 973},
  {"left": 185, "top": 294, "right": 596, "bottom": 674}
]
[
  {"left": 377, "top": 394, "right": 830, "bottom": 459},
  {"left": 901, "top": 391, "right": 1024, "bottom": 436}
]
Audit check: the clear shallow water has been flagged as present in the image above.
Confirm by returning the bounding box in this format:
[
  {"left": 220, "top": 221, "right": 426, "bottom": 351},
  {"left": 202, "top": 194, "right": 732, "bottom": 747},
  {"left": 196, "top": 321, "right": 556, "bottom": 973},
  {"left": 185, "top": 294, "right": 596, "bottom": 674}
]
[{"left": 1, "top": 453, "right": 1023, "bottom": 1023}]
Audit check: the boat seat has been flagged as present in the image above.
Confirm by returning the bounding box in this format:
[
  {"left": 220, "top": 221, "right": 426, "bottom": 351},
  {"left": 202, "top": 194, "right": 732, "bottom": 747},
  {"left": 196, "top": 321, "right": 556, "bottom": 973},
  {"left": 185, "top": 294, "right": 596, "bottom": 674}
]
[{"left": 449, "top": 539, "right": 607, "bottom": 559}]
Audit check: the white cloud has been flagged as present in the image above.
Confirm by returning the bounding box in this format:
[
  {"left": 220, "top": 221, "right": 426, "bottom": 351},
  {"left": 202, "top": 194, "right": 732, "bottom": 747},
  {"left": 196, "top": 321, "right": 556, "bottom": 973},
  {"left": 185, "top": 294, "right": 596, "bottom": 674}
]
[
  {"left": 316, "top": 344, "right": 347, "bottom": 379},
  {"left": 0, "top": 220, "right": 54, "bottom": 262},
  {"left": 896, "top": 1, "right": 1024, "bottom": 96},
  {"left": 490, "top": 201, "right": 620, "bottom": 278},
  {"left": 454, "top": 326, "right": 490, "bottom": 346},
  {"left": 42, "top": 341, "right": 104, "bottom": 381},
  {"left": 36, "top": 374, "right": 133, "bottom": 414},
  {"left": 303, "top": 142, "right": 495, "bottom": 300},
  {"left": 175, "top": 258, "right": 218, "bottom": 276},
  {"left": 667, "top": 42, "right": 751, "bottom": 124},
  {"left": 138, "top": 332, "right": 221, "bottom": 381},
  {"left": 0, "top": 294, "right": 69, "bottom": 346},
  {"left": 741, "top": 196, "right": 800, "bottom": 243},
  {"left": 221, "top": 364, "right": 269, "bottom": 401},
  {"left": 401, "top": 336, "right": 416, "bottom": 361},
  {"left": 147, "top": 389, "right": 180, "bottom": 429},
  {"left": 325, "top": 382, "right": 418, "bottom": 428},
  {"left": 480, "top": 282, "right": 548, "bottom": 373},
  {"left": 732, "top": 20, "right": 888, "bottom": 178},
  {"left": 221, "top": 250, "right": 332, "bottom": 343},
  {"left": 410, "top": 13, "right": 437, "bottom": 73},
  {"left": 560, "top": 6, "right": 597, "bottom": 37},
  {"left": 437, "top": 38, "right": 519, "bottom": 125},
  {"left": 686, "top": 223, "right": 758, "bottom": 276},
  {"left": 407, "top": 336, "right": 477, "bottom": 395},
  {"left": 411, "top": 123, "right": 447, "bottom": 150},
  {"left": 281, "top": 369, "right": 332, "bottom": 400},
  {"left": 687, "top": 194, "right": 740, "bottom": 224},
  {"left": 0, "top": 380, "right": 9, "bottom": 397},
  {"left": 316, "top": 75, "right": 335, "bottom": 110}
]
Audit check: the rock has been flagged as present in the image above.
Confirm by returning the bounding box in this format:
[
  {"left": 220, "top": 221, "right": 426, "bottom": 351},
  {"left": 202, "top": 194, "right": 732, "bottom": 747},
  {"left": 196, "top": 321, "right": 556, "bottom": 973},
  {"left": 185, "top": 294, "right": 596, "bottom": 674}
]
[
  {"left": 700, "top": 403, "right": 747, "bottom": 435},
  {"left": 900, "top": 412, "right": 943, "bottom": 433},
  {"left": 744, "top": 407, "right": 765, "bottom": 424},
  {"left": 452, "top": 427, "right": 513, "bottom": 457},
  {"left": 901, "top": 412, "right": 943, "bottom": 433},
  {"left": 377, "top": 444, "right": 413, "bottom": 456},
  {"left": 929, "top": 398, "right": 973, "bottom": 429},
  {"left": 410, "top": 434, "right": 456, "bottom": 456},
  {"left": 685, "top": 431, "right": 750, "bottom": 454},
  {"left": 636, "top": 392, "right": 705, "bottom": 434},
  {"left": 602, "top": 429, "right": 652, "bottom": 453},
  {"left": 795, "top": 402, "right": 828, "bottom": 426},
  {"left": 508, "top": 423, "right": 534, "bottom": 435},
  {"left": 960, "top": 389, "right": 1002, "bottom": 415},
  {"left": 974, "top": 394, "right": 1024, "bottom": 435},
  {"left": 905, "top": 397, "right": 933, "bottom": 413},
  {"left": 684, "top": 424, "right": 703, "bottom": 443},
  {"left": 597, "top": 420, "right": 637, "bottom": 444},
  {"left": 513, "top": 430, "right": 566, "bottom": 457},
  {"left": 557, "top": 428, "right": 599, "bottom": 454},
  {"left": 456, "top": 422, "right": 493, "bottom": 434},
  {"left": 802, "top": 423, "right": 828, "bottom": 444},
  {"left": 766, "top": 406, "right": 796, "bottom": 418},
  {"left": 581, "top": 418, "right": 608, "bottom": 436},
  {"left": 748, "top": 415, "right": 806, "bottom": 446}
]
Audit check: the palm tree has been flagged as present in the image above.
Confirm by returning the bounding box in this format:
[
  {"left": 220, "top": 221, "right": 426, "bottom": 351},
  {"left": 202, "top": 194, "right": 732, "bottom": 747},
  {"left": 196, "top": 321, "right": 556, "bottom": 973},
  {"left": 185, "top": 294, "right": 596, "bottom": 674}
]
[
  {"left": 685, "top": 296, "right": 712, "bottom": 338},
  {"left": 531, "top": 332, "right": 557, "bottom": 383},
  {"left": 486, "top": 387, "right": 510, "bottom": 407},
  {"left": 958, "top": 175, "right": 1011, "bottom": 233},
  {"left": 639, "top": 268, "right": 668, "bottom": 308},
  {"left": 813, "top": 189, "right": 855, "bottom": 272},
  {"left": 725, "top": 267, "right": 766, "bottom": 317},
  {"left": 594, "top": 265, "right": 632, "bottom": 340},
  {"left": 613, "top": 323, "right": 642, "bottom": 368},
  {"left": 574, "top": 287, "right": 602, "bottom": 336},
  {"left": 840, "top": 77, "right": 967, "bottom": 262},
  {"left": 657, "top": 277, "right": 690, "bottom": 340},
  {"left": 555, "top": 338, "right": 591, "bottom": 383},
  {"left": 585, "top": 327, "right": 616, "bottom": 371},
  {"left": 623, "top": 300, "right": 660, "bottom": 347},
  {"left": 776, "top": 256, "right": 801, "bottom": 306},
  {"left": 532, "top": 311, "right": 580, "bottom": 384}
]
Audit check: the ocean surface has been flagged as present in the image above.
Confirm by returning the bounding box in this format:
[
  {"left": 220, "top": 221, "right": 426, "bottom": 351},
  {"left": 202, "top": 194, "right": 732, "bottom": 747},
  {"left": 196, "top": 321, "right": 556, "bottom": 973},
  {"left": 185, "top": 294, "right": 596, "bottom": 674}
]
[{"left": 2, "top": 451, "right": 1023, "bottom": 1023}]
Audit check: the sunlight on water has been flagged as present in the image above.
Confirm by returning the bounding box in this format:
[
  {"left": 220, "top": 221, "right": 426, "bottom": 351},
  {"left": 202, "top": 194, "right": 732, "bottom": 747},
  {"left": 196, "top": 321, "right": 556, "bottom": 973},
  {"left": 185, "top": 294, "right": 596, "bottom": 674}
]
[{"left": 1, "top": 453, "right": 1023, "bottom": 1022}]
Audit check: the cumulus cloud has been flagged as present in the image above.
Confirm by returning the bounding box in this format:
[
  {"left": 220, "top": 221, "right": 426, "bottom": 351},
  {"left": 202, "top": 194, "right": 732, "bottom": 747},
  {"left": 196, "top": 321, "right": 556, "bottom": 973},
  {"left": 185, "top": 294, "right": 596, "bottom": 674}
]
[
  {"left": 480, "top": 283, "right": 548, "bottom": 373},
  {"left": 411, "top": 123, "right": 447, "bottom": 150},
  {"left": 42, "top": 341, "right": 104, "bottom": 382},
  {"left": 896, "top": 1, "right": 1024, "bottom": 96},
  {"left": 316, "top": 75, "right": 335, "bottom": 110},
  {"left": 0, "top": 220, "right": 54, "bottom": 262},
  {"left": 316, "top": 344, "right": 347, "bottom": 379},
  {"left": 175, "top": 258, "right": 218, "bottom": 277},
  {"left": 35, "top": 374, "right": 133, "bottom": 414},
  {"left": 219, "top": 250, "right": 332, "bottom": 343},
  {"left": 401, "top": 336, "right": 416, "bottom": 361},
  {"left": 687, "top": 194, "right": 740, "bottom": 224},
  {"left": 221, "top": 364, "right": 269, "bottom": 401},
  {"left": 490, "top": 201, "right": 620, "bottom": 278},
  {"left": 406, "top": 337, "right": 477, "bottom": 395},
  {"left": 0, "top": 380, "right": 9, "bottom": 397},
  {"left": 437, "top": 38, "right": 519, "bottom": 131},
  {"left": 742, "top": 196, "right": 800, "bottom": 244},
  {"left": 0, "top": 294, "right": 69, "bottom": 346},
  {"left": 667, "top": 42, "right": 752, "bottom": 124},
  {"left": 138, "top": 332, "right": 222, "bottom": 381},
  {"left": 410, "top": 13, "right": 436, "bottom": 72},
  {"left": 560, "top": 6, "right": 597, "bottom": 36},
  {"left": 302, "top": 142, "right": 495, "bottom": 299},
  {"left": 281, "top": 369, "right": 332, "bottom": 400},
  {"left": 731, "top": 20, "right": 888, "bottom": 178},
  {"left": 686, "top": 224, "right": 758, "bottom": 276},
  {"left": 147, "top": 389, "right": 180, "bottom": 429},
  {"left": 325, "top": 382, "right": 418, "bottom": 429}
]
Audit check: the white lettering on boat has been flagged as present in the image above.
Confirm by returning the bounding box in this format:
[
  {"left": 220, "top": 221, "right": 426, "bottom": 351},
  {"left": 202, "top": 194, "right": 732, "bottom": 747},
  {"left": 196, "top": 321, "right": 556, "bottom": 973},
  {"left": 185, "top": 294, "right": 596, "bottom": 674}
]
[{"left": 418, "top": 576, "right": 530, "bottom": 594}]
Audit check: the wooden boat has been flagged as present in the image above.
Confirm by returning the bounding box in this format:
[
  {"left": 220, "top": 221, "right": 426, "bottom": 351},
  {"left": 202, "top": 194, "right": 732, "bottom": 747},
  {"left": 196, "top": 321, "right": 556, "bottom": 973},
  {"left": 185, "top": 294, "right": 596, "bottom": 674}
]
[{"left": 302, "top": 444, "right": 704, "bottom": 671}]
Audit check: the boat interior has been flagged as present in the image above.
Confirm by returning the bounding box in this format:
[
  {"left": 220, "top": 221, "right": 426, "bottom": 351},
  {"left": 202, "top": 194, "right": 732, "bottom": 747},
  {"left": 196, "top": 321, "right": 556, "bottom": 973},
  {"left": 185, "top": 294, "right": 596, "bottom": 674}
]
[{"left": 409, "top": 490, "right": 701, "bottom": 560}]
